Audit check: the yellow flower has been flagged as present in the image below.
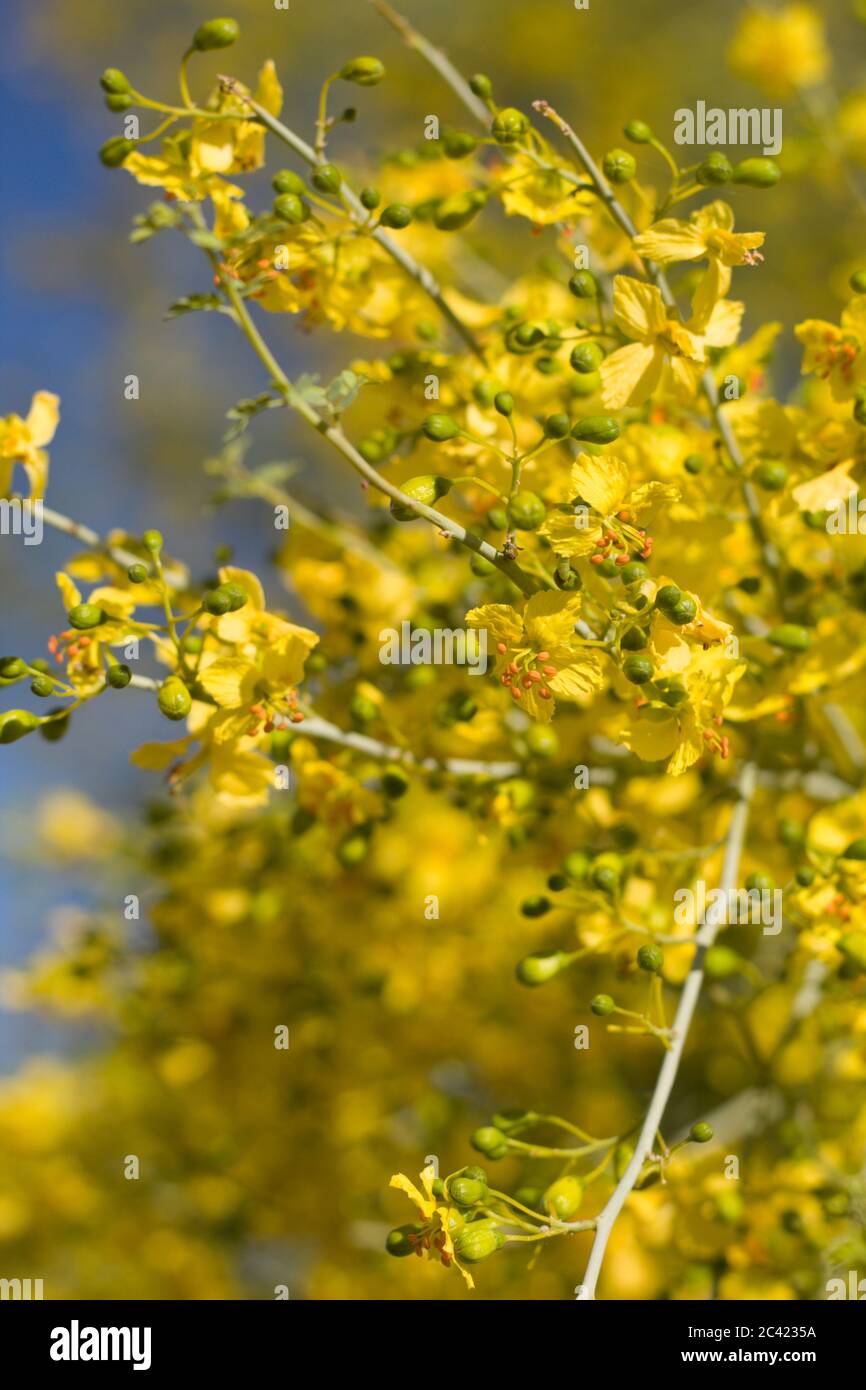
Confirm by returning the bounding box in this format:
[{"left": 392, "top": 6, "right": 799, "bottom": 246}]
[
  {"left": 620, "top": 644, "right": 746, "bottom": 775},
  {"left": 599, "top": 276, "right": 743, "bottom": 409},
  {"left": 466, "top": 591, "right": 604, "bottom": 723},
  {"left": 633, "top": 202, "right": 764, "bottom": 321},
  {"left": 189, "top": 62, "right": 283, "bottom": 176},
  {"left": 538, "top": 451, "right": 678, "bottom": 557},
  {"left": 500, "top": 153, "right": 591, "bottom": 225},
  {"left": 389, "top": 1164, "right": 474, "bottom": 1288},
  {"left": 728, "top": 5, "right": 829, "bottom": 98},
  {"left": 0, "top": 391, "right": 59, "bottom": 499},
  {"left": 794, "top": 296, "right": 866, "bottom": 401}
]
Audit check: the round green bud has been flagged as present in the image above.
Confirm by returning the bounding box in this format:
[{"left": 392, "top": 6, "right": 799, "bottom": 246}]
[
  {"left": 570, "top": 342, "right": 605, "bottom": 374},
  {"left": 621, "top": 625, "right": 647, "bottom": 651},
  {"left": 668, "top": 595, "right": 698, "bottom": 625},
  {"left": 273, "top": 193, "right": 309, "bottom": 225},
  {"left": 106, "top": 663, "right": 132, "bottom": 689},
  {"left": 547, "top": 872, "right": 568, "bottom": 891},
  {"left": 100, "top": 68, "right": 131, "bottom": 94},
  {"left": 379, "top": 202, "right": 413, "bottom": 229},
  {"left": 385, "top": 1222, "right": 424, "bottom": 1257},
  {"left": 850, "top": 270, "right": 866, "bottom": 294},
  {"left": 339, "top": 56, "right": 385, "bottom": 86},
  {"left": 381, "top": 764, "right": 409, "bottom": 799},
  {"left": 359, "top": 185, "right": 381, "bottom": 210},
  {"left": 448, "top": 1176, "right": 487, "bottom": 1207},
  {"left": 508, "top": 491, "right": 546, "bottom": 530},
  {"left": 272, "top": 169, "right": 307, "bottom": 196},
  {"left": 469, "top": 73, "right": 493, "bottom": 99},
  {"left": 624, "top": 119, "right": 653, "bottom": 144},
  {"left": 697, "top": 152, "right": 733, "bottom": 185},
  {"left": 689, "top": 1122, "right": 714, "bottom": 1144},
  {"left": 0, "top": 657, "right": 27, "bottom": 680},
  {"left": 157, "top": 678, "right": 192, "bottom": 722},
  {"left": 516, "top": 952, "right": 566, "bottom": 987},
  {"left": 842, "top": 838, "right": 866, "bottom": 860},
  {"left": 105, "top": 92, "right": 133, "bottom": 112},
  {"left": 0, "top": 710, "right": 41, "bottom": 744},
  {"left": 777, "top": 817, "right": 805, "bottom": 849},
  {"left": 745, "top": 872, "right": 774, "bottom": 893},
  {"left": 602, "top": 148, "right": 637, "bottom": 184},
  {"left": 336, "top": 832, "right": 369, "bottom": 868},
  {"left": 854, "top": 391, "right": 866, "bottom": 427},
  {"left": 683, "top": 453, "right": 705, "bottom": 475},
  {"left": 543, "top": 413, "right": 571, "bottom": 440},
  {"left": 795, "top": 865, "right": 816, "bottom": 886},
  {"left": 494, "top": 391, "right": 514, "bottom": 416},
  {"left": 30, "top": 675, "right": 55, "bottom": 698},
  {"left": 39, "top": 708, "right": 70, "bottom": 742},
  {"left": 127, "top": 563, "right": 148, "bottom": 584},
  {"left": 753, "top": 460, "right": 788, "bottom": 491},
  {"left": 591, "top": 993, "right": 616, "bottom": 1016},
  {"left": 838, "top": 932, "right": 866, "bottom": 972},
  {"left": 512, "top": 322, "right": 546, "bottom": 350},
  {"left": 349, "top": 694, "right": 378, "bottom": 725},
  {"left": 29, "top": 659, "right": 51, "bottom": 675},
  {"left": 220, "top": 582, "right": 248, "bottom": 612},
  {"left": 67, "top": 604, "right": 106, "bottom": 631},
  {"left": 422, "top": 413, "right": 460, "bottom": 442},
  {"left": 732, "top": 157, "right": 781, "bottom": 188},
  {"left": 520, "top": 894, "right": 551, "bottom": 918},
  {"left": 571, "top": 415, "right": 620, "bottom": 444},
  {"left": 433, "top": 190, "right": 484, "bottom": 230},
  {"left": 622, "top": 654, "right": 655, "bottom": 685},
  {"left": 767, "top": 623, "right": 811, "bottom": 652},
  {"left": 442, "top": 129, "right": 478, "bottom": 160},
  {"left": 563, "top": 850, "right": 591, "bottom": 880},
  {"left": 471, "top": 1126, "right": 509, "bottom": 1159},
  {"left": 142, "top": 529, "right": 163, "bottom": 553},
  {"left": 543, "top": 1176, "right": 584, "bottom": 1221},
  {"left": 569, "top": 270, "right": 599, "bottom": 298},
  {"left": 470, "top": 553, "right": 496, "bottom": 577},
  {"left": 655, "top": 584, "right": 682, "bottom": 613},
  {"left": 492, "top": 108, "right": 528, "bottom": 144},
  {"left": 704, "top": 944, "right": 742, "bottom": 979},
  {"left": 656, "top": 678, "right": 688, "bottom": 707},
  {"left": 453, "top": 1224, "right": 505, "bottom": 1262},
  {"left": 99, "top": 137, "right": 136, "bottom": 168},
  {"left": 619, "top": 560, "right": 649, "bottom": 586},
  {"left": 637, "top": 942, "right": 664, "bottom": 973},
  {"left": 311, "top": 163, "right": 342, "bottom": 194},
  {"left": 591, "top": 864, "right": 620, "bottom": 894},
  {"left": 192, "top": 18, "right": 240, "bottom": 52},
  {"left": 204, "top": 588, "right": 232, "bottom": 616},
  {"left": 390, "top": 474, "right": 452, "bottom": 521}
]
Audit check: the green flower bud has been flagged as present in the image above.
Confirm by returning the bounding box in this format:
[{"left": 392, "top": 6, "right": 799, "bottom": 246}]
[
  {"left": 142, "top": 529, "right": 163, "bottom": 553},
  {"left": 569, "top": 270, "right": 599, "bottom": 298},
  {"left": 838, "top": 932, "right": 866, "bottom": 972},
  {"left": 732, "top": 157, "right": 780, "bottom": 188},
  {"left": 656, "top": 678, "right": 688, "bottom": 707},
  {"left": 543, "top": 1176, "right": 584, "bottom": 1220},
  {"left": 336, "top": 832, "right": 369, "bottom": 868},
  {"left": 767, "top": 624, "right": 811, "bottom": 652},
  {"left": 469, "top": 73, "right": 493, "bottom": 99},
  {"left": 697, "top": 152, "right": 733, "bottom": 185},
  {"left": 39, "top": 708, "right": 70, "bottom": 742},
  {"left": 602, "top": 148, "right": 637, "bottom": 184},
  {"left": 422, "top": 414, "right": 460, "bottom": 443},
  {"left": 471, "top": 1125, "right": 509, "bottom": 1159},
  {"left": 689, "top": 1122, "right": 714, "bottom": 1143},
  {"left": 492, "top": 108, "right": 528, "bottom": 144},
  {"left": 752, "top": 460, "right": 788, "bottom": 491},
  {"left": 544, "top": 413, "right": 571, "bottom": 439},
  {"left": 622, "top": 654, "right": 655, "bottom": 684},
  {"left": 795, "top": 865, "right": 816, "bottom": 886},
  {"left": 570, "top": 342, "right": 605, "bottom": 373},
  {"left": 494, "top": 391, "right": 514, "bottom": 416},
  {"left": 220, "top": 583, "right": 248, "bottom": 612},
  {"left": 571, "top": 415, "right": 620, "bottom": 444},
  {"left": 379, "top": 202, "right": 414, "bottom": 229},
  {"left": 547, "top": 871, "right": 568, "bottom": 891},
  {"left": 777, "top": 816, "right": 805, "bottom": 849},
  {"left": 100, "top": 68, "right": 131, "bottom": 94},
  {"left": 442, "top": 128, "right": 478, "bottom": 160},
  {"left": 655, "top": 584, "right": 682, "bottom": 613},
  {"left": 637, "top": 942, "right": 664, "bottom": 973},
  {"left": 591, "top": 863, "right": 620, "bottom": 894},
  {"left": 704, "top": 944, "right": 741, "bottom": 979},
  {"left": 854, "top": 390, "right": 866, "bottom": 427},
  {"left": 30, "top": 674, "right": 55, "bottom": 698},
  {"left": 668, "top": 595, "right": 698, "bottom": 625},
  {"left": 0, "top": 710, "right": 41, "bottom": 744},
  {"left": 433, "top": 191, "right": 485, "bottom": 230},
  {"left": 448, "top": 1176, "right": 487, "bottom": 1206},
  {"left": 339, "top": 56, "right": 385, "bottom": 86},
  {"left": 204, "top": 588, "right": 232, "bottom": 616},
  {"left": 67, "top": 604, "right": 107, "bottom": 630},
  {"left": 192, "top": 18, "right": 240, "bottom": 52},
  {"left": 842, "top": 838, "right": 866, "bottom": 860},
  {"left": 273, "top": 193, "right": 310, "bottom": 225},
  {"left": 526, "top": 725, "right": 559, "bottom": 760},
  {"left": 106, "top": 663, "right": 132, "bottom": 689},
  {"left": 381, "top": 764, "right": 409, "bottom": 799},
  {"left": 516, "top": 952, "right": 567, "bottom": 987},
  {"left": 312, "top": 163, "right": 342, "bottom": 194},
  {"left": 105, "top": 92, "right": 133, "bottom": 112},
  {"left": 563, "top": 849, "right": 591, "bottom": 880},
  {"left": 0, "top": 657, "right": 27, "bottom": 680},
  {"left": 158, "top": 678, "right": 192, "bottom": 722},
  {"left": 385, "top": 1222, "right": 424, "bottom": 1257},
  {"left": 520, "top": 894, "right": 551, "bottom": 918},
  {"left": 554, "top": 559, "right": 581, "bottom": 591},
  {"left": 591, "top": 993, "right": 615, "bottom": 1016},
  {"left": 624, "top": 119, "right": 653, "bottom": 144},
  {"left": 850, "top": 270, "right": 866, "bottom": 294},
  {"left": 453, "top": 1223, "right": 505, "bottom": 1262},
  {"left": 99, "top": 137, "right": 137, "bottom": 168},
  {"left": 349, "top": 693, "right": 378, "bottom": 724},
  {"left": 619, "top": 560, "right": 649, "bottom": 585},
  {"left": 272, "top": 169, "right": 307, "bottom": 196},
  {"left": 390, "top": 474, "right": 452, "bottom": 521},
  {"left": 621, "top": 625, "right": 648, "bottom": 650},
  {"left": 508, "top": 491, "right": 546, "bottom": 530},
  {"left": 127, "top": 563, "right": 148, "bottom": 584},
  {"left": 683, "top": 453, "right": 705, "bottom": 475},
  {"left": 359, "top": 185, "right": 381, "bottom": 210}
]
